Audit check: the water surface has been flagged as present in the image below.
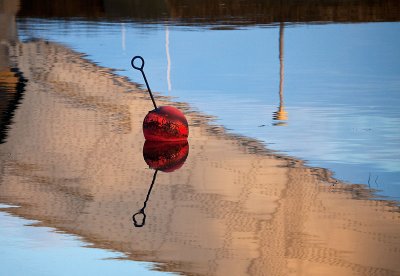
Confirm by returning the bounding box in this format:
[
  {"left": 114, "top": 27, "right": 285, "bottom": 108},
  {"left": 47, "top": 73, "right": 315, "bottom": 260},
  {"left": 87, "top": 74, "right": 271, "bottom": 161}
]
[
  {"left": 16, "top": 19, "right": 400, "bottom": 200},
  {"left": 0, "top": 205, "right": 169, "bottom": 276},
  {"left": 1, "top": 1, "right": 400, "bottom": 275}
]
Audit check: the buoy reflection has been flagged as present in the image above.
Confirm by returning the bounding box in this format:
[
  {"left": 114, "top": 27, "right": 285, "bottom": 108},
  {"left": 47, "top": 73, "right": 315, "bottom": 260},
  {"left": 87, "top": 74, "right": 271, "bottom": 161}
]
[
  {"left": 143, "top": 140, "right": 189, "bottom": 172},
  {"left": 132, "top": 141, "right": 189, "bottom": 227}
]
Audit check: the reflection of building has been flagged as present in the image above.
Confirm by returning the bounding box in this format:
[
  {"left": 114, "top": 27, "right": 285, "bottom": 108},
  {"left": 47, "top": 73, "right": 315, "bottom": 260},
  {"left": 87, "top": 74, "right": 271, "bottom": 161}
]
[{"left": 0, "top": 40, "right": 399, "bottom": 276}]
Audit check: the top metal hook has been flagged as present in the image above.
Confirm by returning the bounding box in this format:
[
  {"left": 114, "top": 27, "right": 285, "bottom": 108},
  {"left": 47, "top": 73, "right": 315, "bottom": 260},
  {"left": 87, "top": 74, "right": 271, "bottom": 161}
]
[
  {"left": 131, "top": 55, "right": 158, "bottom": 110},
  {"left": 131, "top": 56, "right": 145, "bottom": 71}
]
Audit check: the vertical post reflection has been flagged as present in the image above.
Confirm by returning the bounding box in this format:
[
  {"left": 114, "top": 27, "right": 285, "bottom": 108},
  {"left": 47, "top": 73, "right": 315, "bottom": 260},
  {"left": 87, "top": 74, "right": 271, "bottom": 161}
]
[
  {"left": 166, "top": 25, "right": 172, "bottom": 92},
  {"left": 273, "top": 22, "right": 288, "bottom": 126},
  {"left": 121, "top": 22, "right": 126, "bottom": 52}
]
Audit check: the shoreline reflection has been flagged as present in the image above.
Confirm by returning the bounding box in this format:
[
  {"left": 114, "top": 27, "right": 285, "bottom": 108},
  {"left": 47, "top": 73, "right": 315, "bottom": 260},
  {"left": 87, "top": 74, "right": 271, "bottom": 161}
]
[{"left": 16, "top": 0, "right": 400, "bottom": 26}]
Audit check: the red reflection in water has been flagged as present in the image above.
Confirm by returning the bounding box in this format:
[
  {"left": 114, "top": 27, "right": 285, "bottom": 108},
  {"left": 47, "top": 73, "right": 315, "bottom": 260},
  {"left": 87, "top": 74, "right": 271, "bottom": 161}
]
[{"left": 143, "top": 140, "right": 189, "bottom": 172}]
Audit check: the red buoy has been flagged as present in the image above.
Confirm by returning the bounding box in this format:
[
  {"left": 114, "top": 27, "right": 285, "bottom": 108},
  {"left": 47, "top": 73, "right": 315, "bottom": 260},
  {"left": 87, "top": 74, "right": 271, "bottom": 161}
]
[
  {"left": 131, "top": 56, "right": 189, "bottom": 141},
  {"left": 143, "top": 106, "right": 188, "bottom": 141}
]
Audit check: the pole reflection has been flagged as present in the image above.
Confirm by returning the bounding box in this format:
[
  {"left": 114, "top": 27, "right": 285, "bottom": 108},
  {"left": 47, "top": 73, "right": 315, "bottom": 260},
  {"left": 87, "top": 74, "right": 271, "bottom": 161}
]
[{"left": 273, "top": 22, "right": 288, "bottom": 126}]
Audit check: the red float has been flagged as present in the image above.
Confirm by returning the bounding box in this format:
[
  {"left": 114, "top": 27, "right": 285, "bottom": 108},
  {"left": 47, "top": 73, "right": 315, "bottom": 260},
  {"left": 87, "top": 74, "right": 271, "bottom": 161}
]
[
  {"left": 131, "top": 56, "right": 189, "bottom": 141},
  {"left": 143, "top": 106, "right": 188, "bottom": 141}
]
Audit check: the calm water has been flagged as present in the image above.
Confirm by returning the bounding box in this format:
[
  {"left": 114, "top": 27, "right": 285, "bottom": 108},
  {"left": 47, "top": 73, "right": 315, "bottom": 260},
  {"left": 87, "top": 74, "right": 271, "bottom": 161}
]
[
  {"left": 0, "top": 205, "right": 169, "bottom": 276},
  {"left": 17, "top": 19, "right": 400, "bottom": 200},
  {"left": 1, "top": 1, "right": 400, "bottom": 275}
]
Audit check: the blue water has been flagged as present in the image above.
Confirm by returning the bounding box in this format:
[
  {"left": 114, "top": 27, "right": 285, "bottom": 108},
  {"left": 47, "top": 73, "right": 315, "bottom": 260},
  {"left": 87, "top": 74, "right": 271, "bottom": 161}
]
[
  {"left": 0, "top": 205, "right": 174, "bottom": 276},
  {"left": 17, "top": 20, "right": 400, "bottom": 200}
]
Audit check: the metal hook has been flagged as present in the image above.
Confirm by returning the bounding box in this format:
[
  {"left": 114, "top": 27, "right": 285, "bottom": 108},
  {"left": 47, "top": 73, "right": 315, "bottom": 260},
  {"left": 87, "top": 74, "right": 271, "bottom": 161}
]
[
  {"left": 131, "top": 55, "right": 158, "bottom": 110},
  {"left": 132, "top": 208, "right": 146, "bottom": 227},
  {"left": 131, "top": 56, "right": 144, "bottom": 70},
  {"left": 132, "top": 170, "right": 158, "bottom": 227}
]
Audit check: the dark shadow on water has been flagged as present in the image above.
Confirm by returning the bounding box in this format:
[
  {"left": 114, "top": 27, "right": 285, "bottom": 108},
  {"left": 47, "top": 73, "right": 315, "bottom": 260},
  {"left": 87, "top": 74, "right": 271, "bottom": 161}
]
[
  {"left": 0, "top": 68, "right": 27, "bottom": 144},
  {"left": 17, "top": 0, "right": 400, "bottom": 26}
]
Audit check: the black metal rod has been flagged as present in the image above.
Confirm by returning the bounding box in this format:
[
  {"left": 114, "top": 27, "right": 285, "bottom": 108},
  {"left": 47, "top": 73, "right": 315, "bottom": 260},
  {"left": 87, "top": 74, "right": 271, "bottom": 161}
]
[
  {"left": 132, "top": 169, "right": 158, "bottom": 227},
  {"left": 131, "top": 56, "right": 158, "bottom": 110},
  {"left": 143, "top": 169, "right": 158, "bottom": 209}
]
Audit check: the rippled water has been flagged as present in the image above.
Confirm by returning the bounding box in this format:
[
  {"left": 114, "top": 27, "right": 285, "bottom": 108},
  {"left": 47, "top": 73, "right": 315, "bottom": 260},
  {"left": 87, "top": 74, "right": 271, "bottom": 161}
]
[
  {"left": 16, "top": 19, "right": 400, "bottom": 200},
  {"left": 1, "top": 1, "right": 400, "bottom": 275}
]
